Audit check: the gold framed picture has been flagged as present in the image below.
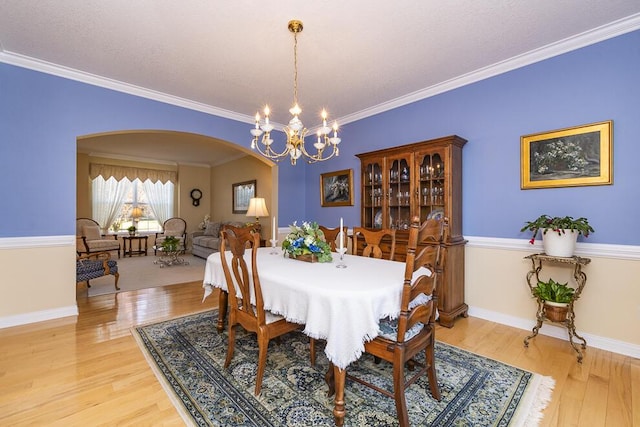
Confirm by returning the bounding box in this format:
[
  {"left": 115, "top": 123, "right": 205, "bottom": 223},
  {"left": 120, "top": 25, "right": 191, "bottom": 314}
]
[
  {"left": 320, "top": 169, "right": 354, "bottom": 207},
  {"left": 521, "top": 120, "right": 613, "bottom": 189}
]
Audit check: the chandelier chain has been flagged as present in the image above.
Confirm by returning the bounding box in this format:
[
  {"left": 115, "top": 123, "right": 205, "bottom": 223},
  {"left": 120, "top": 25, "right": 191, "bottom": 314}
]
[{"left": 293, "top": 31, "right": 298, "bottom": 106}]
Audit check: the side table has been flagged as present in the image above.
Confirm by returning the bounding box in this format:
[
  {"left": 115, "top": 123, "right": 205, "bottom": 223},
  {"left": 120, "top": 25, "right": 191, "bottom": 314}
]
[
  {"left": 523, "top": 253, "right": 590, "bottom": 362},
  {"left": 123, "top": 235, "right": 148, "bottom": 257}
]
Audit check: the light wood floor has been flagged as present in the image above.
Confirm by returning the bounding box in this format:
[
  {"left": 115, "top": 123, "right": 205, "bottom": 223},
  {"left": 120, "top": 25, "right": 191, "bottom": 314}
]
[{"left": 0, "top": 282, "right": 637, "bottom": 426}]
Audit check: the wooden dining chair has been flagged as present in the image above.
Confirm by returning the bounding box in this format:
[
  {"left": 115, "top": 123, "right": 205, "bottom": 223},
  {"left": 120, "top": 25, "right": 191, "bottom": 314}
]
[
  {"left": 352, "top": 227, "right": 396, "bottom": 260},
  {"left": 346, "top": 217, "right": 445, "bottom": 427},
  {"left": 318, "top": 225, "right": 348, "bottom": 252},
  {"left": 219, "top": 225, "right": 306, "bottom": 395}
]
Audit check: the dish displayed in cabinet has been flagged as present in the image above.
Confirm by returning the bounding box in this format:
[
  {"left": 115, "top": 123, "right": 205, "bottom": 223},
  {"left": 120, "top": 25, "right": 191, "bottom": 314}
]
[{"left": 427, "top": 208, "right": 444, "bottom": 221}]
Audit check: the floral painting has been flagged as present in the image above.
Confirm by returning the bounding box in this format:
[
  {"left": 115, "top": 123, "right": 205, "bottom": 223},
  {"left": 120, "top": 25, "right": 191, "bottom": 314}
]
[
  {"left": 320, "top": 169, "right": 354, "bottom": 207},
  {"left": 521, "top": 121, "right": 612, "bottom": 189}
]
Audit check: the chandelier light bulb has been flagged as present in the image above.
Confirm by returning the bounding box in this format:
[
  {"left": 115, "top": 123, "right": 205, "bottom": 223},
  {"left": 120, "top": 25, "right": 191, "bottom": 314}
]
[{"left": 289, "top": 103, "right": 302, "bottom": 116}]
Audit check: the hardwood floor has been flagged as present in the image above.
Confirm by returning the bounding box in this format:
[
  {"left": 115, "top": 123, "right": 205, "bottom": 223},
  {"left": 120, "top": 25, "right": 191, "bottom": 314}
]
[{"left": 0, "top": 282, "right": 637, "bottom": 426}]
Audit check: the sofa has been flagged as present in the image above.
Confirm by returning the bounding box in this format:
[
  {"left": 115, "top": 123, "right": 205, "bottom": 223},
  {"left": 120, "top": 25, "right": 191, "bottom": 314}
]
[{"left": 191, "top": 221, "right": 247, "bottom": 259}]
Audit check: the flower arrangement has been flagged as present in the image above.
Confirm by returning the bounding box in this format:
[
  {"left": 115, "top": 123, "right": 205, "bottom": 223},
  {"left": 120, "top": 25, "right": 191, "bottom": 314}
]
[
  {"left": 532, "top": 140, "right": 588, "bottom": 175},
  {"left": 282, "top": 221, "right": 333, "bottom": 263},
  {"left": 198, "top": 214, "right": 211, "bottom": 230},
  {"left": 520, "top": 214, "right": 594, "bottom": 244}
]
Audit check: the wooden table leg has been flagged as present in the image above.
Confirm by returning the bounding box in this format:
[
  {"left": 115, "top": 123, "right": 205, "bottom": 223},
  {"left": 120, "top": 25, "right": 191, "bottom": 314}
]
[
  {"left": 217, "top": 289, "right": 228, "bottom": 332},
  {"left": 325, "top": 362, "right": 335, "bottom": 397},
  {"left": 332, "top": 364, "right": 346, "bottom": 426}
]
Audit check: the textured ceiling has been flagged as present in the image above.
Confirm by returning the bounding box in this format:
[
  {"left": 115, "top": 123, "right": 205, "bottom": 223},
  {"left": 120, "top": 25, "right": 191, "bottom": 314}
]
[{"left": 2, "top": 1, "right": 639, "bottom": 166}]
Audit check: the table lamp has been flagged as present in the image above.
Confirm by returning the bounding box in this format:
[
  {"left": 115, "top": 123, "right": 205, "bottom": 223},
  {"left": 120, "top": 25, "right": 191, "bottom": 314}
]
[
  {"left": 131, "top": 206, "right": 143, "bottom": 228},
  {"left": 246, "top": 197, "right": 269, "bottom": 224}
]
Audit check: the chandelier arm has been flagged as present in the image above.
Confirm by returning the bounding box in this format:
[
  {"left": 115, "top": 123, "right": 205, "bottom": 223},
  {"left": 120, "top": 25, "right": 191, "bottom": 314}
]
[
  {"left": 302, "top": 140, "right": 339, "bottom": 163},
  {"left": 251, "top": 133, "right": 292, "bottom": 162}
]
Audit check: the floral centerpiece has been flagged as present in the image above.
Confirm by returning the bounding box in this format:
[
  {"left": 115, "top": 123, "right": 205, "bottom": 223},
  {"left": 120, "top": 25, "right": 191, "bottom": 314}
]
[{"left": 282, "top": 221, "right": 333, "bottom": 263}]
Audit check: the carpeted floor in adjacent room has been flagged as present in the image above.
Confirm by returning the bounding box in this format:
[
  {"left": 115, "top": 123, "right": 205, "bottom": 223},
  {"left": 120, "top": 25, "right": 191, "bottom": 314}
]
[{"left": 78, "top": 252, "right": 207, "bottom": 297}]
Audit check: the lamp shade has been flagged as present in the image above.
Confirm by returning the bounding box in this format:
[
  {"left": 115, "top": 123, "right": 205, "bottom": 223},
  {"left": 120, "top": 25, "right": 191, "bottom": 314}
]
[
  {"left": 131, "top": 207, "right": 144, "bottom": 219},
  {"left": 246, "top": 197, "right": 269, "bottom": 220}
]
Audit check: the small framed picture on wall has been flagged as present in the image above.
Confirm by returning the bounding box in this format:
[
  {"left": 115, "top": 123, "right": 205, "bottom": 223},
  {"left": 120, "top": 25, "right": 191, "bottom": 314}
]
[
  {"left": 320, "top": 169, "right": 354, "bottom": 207},
  {"left": 232, "top": 180, "right": 256, "bottom": 213}
]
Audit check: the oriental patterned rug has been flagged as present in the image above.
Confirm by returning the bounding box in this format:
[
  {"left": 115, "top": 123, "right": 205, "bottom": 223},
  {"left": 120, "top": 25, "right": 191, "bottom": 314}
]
[{"left": 133, "top": 310, "right": 554, "bottom": 427}]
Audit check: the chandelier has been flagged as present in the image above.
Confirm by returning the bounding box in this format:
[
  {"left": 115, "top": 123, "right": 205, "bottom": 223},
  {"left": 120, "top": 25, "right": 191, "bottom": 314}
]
[{"left": 250, "top": 20, "right": 341, "bottom": 165}]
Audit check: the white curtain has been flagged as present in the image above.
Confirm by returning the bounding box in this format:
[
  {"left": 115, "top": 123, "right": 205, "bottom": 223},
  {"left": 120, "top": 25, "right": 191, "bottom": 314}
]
[
  {"left": 92, "top": 176, "right": 129, "bottom": 231},
  {"left": 143, "top": 179, "right": 174, "bottom": 226}
]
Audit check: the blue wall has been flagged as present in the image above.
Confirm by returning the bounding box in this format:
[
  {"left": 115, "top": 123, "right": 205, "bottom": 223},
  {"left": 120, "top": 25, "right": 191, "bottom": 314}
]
[
  {"left": 0, "top": 64, "right": 306, "bottom": 236},
  {"left": 1, "top": 30, "right": 638, "bottom": 244},
  {"left": 306, "top": 30, "right": 640, "bottom": 245}
]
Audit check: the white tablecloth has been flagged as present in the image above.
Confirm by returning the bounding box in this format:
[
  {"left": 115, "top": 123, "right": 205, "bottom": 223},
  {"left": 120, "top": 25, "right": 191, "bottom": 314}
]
[{"left": 203, "top": 247, "right": 427, "bottom": 369}]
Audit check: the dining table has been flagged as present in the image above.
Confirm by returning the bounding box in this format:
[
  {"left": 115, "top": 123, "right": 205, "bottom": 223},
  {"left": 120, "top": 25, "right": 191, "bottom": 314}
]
[{"left": 202, "top": 246, "right": 429, "bottom": 426}]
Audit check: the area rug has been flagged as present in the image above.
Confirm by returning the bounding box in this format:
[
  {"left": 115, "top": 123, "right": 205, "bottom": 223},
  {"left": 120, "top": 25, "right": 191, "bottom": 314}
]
[
  {"left": 133, "top": 310, "right": 554, "bottom": 427},
  {"left": 83, "top": 253, "right": 206, "bottom": 297}
]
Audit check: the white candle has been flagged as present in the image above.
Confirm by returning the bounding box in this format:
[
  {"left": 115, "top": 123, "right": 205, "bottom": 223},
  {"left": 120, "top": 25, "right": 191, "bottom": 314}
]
[
  {"left": 339, "top": 217, "right": 344, "bottom": 252},
  {"left": 272, "top": 216, "right": 276, "bottom": 242}
]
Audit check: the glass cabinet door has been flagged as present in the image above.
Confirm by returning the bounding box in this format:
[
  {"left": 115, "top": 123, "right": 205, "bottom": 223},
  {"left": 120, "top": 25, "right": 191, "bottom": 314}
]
[
  {"left": 387, "top": 155, "right": 412, "bottom": 230},
  {"left": 416, "top": 151, "right": 445, "bottom": 222},
  {"left": 362, "top": 160, "right": 384, "bottom": 228}
]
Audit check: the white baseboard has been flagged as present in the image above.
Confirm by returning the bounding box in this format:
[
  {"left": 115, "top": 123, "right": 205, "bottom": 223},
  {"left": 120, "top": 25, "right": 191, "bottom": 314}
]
[
  {"left": 467, "top": 306, "right": 640, "bottom": 359},
  {"left": 0, "top": 305, "right": 78, "bottom": 329}
]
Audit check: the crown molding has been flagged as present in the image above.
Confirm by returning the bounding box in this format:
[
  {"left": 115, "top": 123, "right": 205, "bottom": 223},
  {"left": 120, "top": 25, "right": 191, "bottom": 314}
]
[
  {"left": 339, "top": 13, "right": 640, "bottom": 124},
  {"left": 1, "top": 14, "right": 639, "bottom": 126},
  {"left": 0, "top": 50, "right": 254, "bottom": 124}
]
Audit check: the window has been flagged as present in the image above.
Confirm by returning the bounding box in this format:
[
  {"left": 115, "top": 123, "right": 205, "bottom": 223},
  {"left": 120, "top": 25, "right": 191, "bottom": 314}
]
[{"left": 91, "top": 176, "right": 174, "bottom": 232}]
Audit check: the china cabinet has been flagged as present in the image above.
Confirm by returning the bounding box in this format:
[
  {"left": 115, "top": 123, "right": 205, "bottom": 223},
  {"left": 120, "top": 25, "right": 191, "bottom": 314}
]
[{"left": 356, "top": 135, "right": 467, "bottom": 327}]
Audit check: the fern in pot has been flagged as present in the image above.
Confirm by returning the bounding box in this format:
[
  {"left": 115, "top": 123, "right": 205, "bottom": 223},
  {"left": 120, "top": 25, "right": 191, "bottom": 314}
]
[{"left": 521, "top": 214, "right": 594, "bottom": 257}]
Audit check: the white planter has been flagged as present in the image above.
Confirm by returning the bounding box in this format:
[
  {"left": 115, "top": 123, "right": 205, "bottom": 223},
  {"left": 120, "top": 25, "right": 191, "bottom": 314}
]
[{"left": 542, "top": 229, "right": 578, "bottom": 257}]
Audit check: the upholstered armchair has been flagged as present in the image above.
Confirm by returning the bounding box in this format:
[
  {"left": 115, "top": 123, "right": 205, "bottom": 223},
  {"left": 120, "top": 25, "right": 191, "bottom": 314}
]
[
  {"left": 76, "top": 218, "right": 121, "bottom": 258},
  {"left": 154, "top": 217, "right": 187, "bottom": 255},
  {"left": 76, "top": 251, "right": 120, "bottom": 290}
]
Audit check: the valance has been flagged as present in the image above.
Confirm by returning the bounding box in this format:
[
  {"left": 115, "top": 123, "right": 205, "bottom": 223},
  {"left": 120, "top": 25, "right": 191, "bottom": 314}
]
[{"left": 90, "top": 163, "right": 176, "bottom": 184}]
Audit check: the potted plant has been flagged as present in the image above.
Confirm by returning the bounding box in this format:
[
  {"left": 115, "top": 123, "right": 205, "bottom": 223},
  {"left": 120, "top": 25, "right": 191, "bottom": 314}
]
[
  {"left": 161, "top": 236, "right": 180, "bottom": 252},
  {"left": 520, "top": 214, "right": 594, "bottom": 257},
  {"left": 127, "top": 225, "right": 137, "bottom": 236},
  {"left": 532, "top": 278, "right": 575, "bottom": 322}
]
